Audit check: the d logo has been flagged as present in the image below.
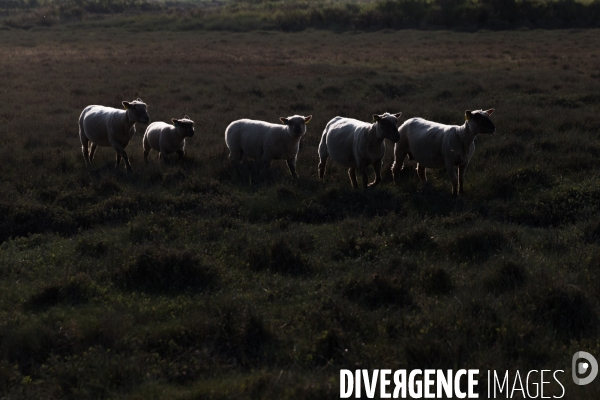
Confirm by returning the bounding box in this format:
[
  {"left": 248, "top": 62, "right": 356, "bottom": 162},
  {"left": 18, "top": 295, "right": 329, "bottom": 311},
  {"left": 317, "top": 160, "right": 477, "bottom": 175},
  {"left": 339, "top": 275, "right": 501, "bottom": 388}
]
[{"left": 572, "top": 351, "right": 598, "bottom": 385}]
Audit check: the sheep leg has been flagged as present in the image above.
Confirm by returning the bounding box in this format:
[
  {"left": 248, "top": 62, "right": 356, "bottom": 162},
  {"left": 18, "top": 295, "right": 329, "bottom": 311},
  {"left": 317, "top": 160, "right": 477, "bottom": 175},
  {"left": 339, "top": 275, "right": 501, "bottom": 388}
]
[
  {"left": 391, "top": 142, "right": 408, "bottom": 184},
  {"left": 122, "top": 152, "right": 133, "bottom": 172},
  {"left": 358, "top": 166, "right": 369, "bottom": 189},
  {"left": 286, "top": 158, "right": 299, "bottom": 180},
  {"left": 143, "top": 136, "right": 151, "bottom": 165},
  {"left": 445, "top": 163, "right": 458, "bottom": 196},
  {"left": 177, "top": 150, "right": 185, "bottom": 161},
  {"left": 113, "top": 146, "right": 132, "bottom": 172},
  {"left": 261, "top": 158, "right": 272, "bottom": 182},
  {"left": 229, "top": 149, "right": 244, "bottom": 178},
  {"left": 109, "top": 137, "right": 133, "bottom": 172},
  {"left": 458, "top": 164, "right": 467, "bottom": 196},
  {"left": 88, "top": 143, "right": 98, "bottom": 163},
  {"left": 417, "top": 164, "right": 427, "bottom": 182},
  {"left": 228, "top": 148, "right": 242, "bottom": 163},
  {"left": 79, "top": 118, "right": 91, "bottom": 166},
  {"left": 318, "top": 154, "right": 328, "bottom": 180},
  {"left": 368, "top": 159, "right": 382, "bottom": 187},
  {"left": 348, "top": 167, "right": 358, "bottom": 188},
  {"left": 80, "top": 136, "right": 91, "bottom": 166},
  {"left": 159, "top": 152, "right": 167, "bottom": 163},
  {"left": 318, "top": 138, "right": 329, "bottom": 180}
]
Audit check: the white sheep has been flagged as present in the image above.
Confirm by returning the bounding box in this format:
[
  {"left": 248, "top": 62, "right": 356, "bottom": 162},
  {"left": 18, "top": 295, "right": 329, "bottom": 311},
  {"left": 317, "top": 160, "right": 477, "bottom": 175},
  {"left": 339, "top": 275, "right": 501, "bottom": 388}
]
[
  {"left": 78, "top": 98, "right": 150, "bottom": 172},
  {"left": 224, "top": 115, "right": 312, "bottom": 180},
  {"left": 391, "top": 109, "right": 496, "bottom": 196},
  {"left": 318, "top": 112, "right": 402, "bottom": 188},
  {"left": 143, "top": 115, "right": 195, "bottom": 163}
]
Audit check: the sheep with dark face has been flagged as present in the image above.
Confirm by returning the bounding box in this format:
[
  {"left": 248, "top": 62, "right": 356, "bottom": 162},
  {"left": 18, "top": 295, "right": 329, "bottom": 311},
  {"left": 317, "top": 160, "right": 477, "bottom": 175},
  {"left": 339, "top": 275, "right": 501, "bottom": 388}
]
[
  {"left": 143, "top": 115, "right": 195, "bottom": 163},
  {"left": 78, "top": 98, "right": 150, "bottom": 172},
  {"left": 225, "top": 115, "right": 312, "bottom": 181},
  {"left": 318, "top": 112, "right": 402, "bottom": 188},
  {"left": 391, "top": 109, "right": 496, "bottom": 196}
]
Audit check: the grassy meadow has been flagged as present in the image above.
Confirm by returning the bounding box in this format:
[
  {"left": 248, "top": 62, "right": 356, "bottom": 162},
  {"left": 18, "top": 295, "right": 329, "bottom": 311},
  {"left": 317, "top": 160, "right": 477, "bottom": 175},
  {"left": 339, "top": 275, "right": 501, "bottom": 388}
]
[{"left": 0, "top": 24, "right": 600, "bottom": 398}]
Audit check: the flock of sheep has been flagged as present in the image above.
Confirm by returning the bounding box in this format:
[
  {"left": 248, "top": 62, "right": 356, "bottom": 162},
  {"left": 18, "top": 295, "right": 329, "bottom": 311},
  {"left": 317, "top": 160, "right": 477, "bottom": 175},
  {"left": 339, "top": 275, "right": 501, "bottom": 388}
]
[{"left": 78, "top": 98, "right": 496, "bottom": 195}]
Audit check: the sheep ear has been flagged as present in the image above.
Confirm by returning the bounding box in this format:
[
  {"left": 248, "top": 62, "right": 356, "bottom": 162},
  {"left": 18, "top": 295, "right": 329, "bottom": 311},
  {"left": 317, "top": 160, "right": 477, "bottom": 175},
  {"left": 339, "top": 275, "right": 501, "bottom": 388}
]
[
  {"left": 137, "top": 98, "right": 143, "bottom": 102},
  {"left": 304, "top": 115, "right": 312, "bottom": 124},
  {"left": 372, "top": 114, "right": 381, "bottom": 122},
  {"left": 280, "top": 117, "right": 289, "bottom": 124},
  {"left": 465, "top": 110, "right": 473, "bottom": 121},
  {"left": 171, "top": 118, "right": 178, "bottom": 126},
  {"left": 485, "top": 108, "right": 495, "bottom": 116},
  {"left": 393, "top": 112, "right": 402, "bottom": 119},
  {"left": 122, "top": 101, "right": 131, "bottom": 110},
  {"left": 184, "top": 115, "right": 190, "bottom": 119}
]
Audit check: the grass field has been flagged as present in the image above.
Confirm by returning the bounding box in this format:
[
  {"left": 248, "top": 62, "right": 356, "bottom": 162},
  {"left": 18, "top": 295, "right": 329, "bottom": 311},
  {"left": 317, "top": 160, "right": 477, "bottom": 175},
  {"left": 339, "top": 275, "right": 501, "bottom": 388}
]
[{"left": 1, "top": 25, "right": 600, "bottom": 398}]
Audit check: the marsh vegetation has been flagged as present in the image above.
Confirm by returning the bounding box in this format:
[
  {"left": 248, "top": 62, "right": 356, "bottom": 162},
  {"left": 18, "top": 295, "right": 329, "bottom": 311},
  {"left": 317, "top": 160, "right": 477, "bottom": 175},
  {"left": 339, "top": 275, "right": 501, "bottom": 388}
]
[{"left": 0, "top": 26, "right": 599, "bottom": 398}]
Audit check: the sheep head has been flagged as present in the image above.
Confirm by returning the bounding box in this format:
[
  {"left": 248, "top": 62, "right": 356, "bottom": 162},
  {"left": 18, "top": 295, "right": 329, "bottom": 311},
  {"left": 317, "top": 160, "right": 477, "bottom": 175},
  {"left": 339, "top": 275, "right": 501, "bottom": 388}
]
[
  {"left": 122, "top": 98, "right": 150, "bottom": 124},
  {"left": 465, "top": 109, "right": 495, "bottom": 135},
  {"left": 172, "top": 115, "right": 195, "bottom": 138},
  {"left": 280, "top": 115, "right": 312, "bottom": 138},
  {"left": 373, "top": 112, "right": 402, "bottom": 143}
]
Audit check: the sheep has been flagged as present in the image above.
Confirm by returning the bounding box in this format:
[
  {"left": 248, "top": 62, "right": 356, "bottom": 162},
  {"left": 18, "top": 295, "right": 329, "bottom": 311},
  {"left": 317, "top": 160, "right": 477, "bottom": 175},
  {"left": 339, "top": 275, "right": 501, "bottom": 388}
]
[
  {"left": 143, "top": 115, "right": 195, "bottom": 164},
  {"left": 391, "top": 109, "right": 496, "bottom": 196},
  {"left": 224, "top": 115, "right": 312, "bottom": 181},
  {"left": 318, "top": 112, "right": 402, "bottom": 188},
  {"left": 78, "top": 98, "right": 150, "bottom": 172}
]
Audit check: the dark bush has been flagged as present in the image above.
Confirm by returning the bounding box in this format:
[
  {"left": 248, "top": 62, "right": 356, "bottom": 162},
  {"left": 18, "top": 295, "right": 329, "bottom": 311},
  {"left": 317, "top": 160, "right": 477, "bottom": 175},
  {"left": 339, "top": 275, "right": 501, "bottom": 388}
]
[
  {"left": 333, "top": 236, "right": 377, "bottom": 260},
  {"left": 535, "top": 287, "right": 598, "bottom": 340},
  {"left": 114, "top": 248, "right": 217, "bottom": 293},
  {"left": 311, "top": 329, "right": 347, "bottom": 366},
  {"left": 211, "top": 307, "right": 273, "bottom": 367},
  {"left": 24, "top": 275, "right": 98, "bottom": 311},
  {"left": 76, "top": 237, "right": 108, "bottom": 258},
  {"left": 246, "top": 238, "right": 311, "bottom": 275},
  {"left": 422, "top": 268, "right": 454, "bottom": 295},
  {"left": 446, "top": 228, "right": 509, "bottom": 261},
  {"left": 394, "top": 226, "right": 434, "bottom": 251},
  {"left": 343, "top": 274, "right": 413, "bottom": 309},
  {"left": 485, "top": 260, "right": 527, "bottom": 293}
]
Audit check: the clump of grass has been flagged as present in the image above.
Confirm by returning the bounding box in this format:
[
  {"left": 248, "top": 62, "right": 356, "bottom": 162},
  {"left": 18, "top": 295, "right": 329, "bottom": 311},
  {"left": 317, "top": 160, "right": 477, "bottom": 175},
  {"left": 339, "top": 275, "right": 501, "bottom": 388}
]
[
  {"left": 422, "top": 268, "right": 454, "bottom": 295},
  {"left": 583, "top": 220, "right": 600, "bottom": 244},
  {"left": 343, "top": 274, "right": 413, "bottom": 309},
  {"left": 93, "top": 176, "right": 121, "bottom": 196},
  {"left": 24, "top": 274, "right": 99, "bottom": 311},
  {"left": 534, "top": 286, "right": 598, "bottom": 340},
  {"left": 128, "top": 214, "right": 173, "bottom": 244},
  {"left": 0, "top": 201, "right": 78, "bottom": 242},
  {"left": 484, "top": 166, "right": 554, "bottom": 200},
  {"left": 393, "top": 225, "right": 435, "bottom": 251},
  {"left": 114, "top": 248, "right": 217, "bottom": 293},
  {"left": 246, "top": 238, "right": 311, "bottom": 275},
  {"left": 76, "top": 236, "right": 108, "bottom": 258},
  {"left": 404, "top": 339, "right": 457, "bottom": 370},
  {"left": 210, "top": 306, "right": 274, "bottom": 367},
  {"left": 444, "top": 227, "right": 510, "bottom": 262},
  {"left": 484, "top": 260, "right": 527, "bottom": 294},
  {"left": 333, "top": 235, "right": 378, "bottom": 260},
  {"left": 310, "top": 329, "right": 348, "bottom": 366}
]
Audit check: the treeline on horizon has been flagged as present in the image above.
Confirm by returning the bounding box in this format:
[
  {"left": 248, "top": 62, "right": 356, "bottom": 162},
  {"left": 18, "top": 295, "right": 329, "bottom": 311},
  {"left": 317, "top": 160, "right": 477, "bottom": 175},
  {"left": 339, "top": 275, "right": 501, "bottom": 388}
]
[{"left": 1, "top": 0, "right": 600, "bottom": 31}]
